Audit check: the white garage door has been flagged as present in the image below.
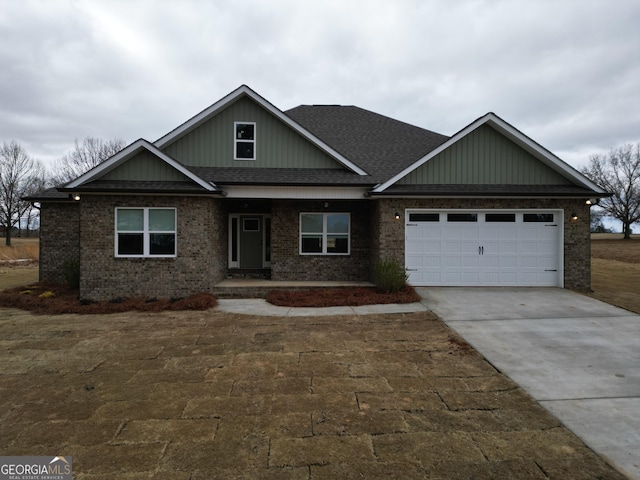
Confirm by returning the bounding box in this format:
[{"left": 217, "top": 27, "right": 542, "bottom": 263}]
[{"left": 405, "top": 210, "right": 562, "bottom": 287}]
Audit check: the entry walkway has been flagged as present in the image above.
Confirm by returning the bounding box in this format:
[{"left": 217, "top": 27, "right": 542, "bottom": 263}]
[{"left": 420, "top": 287, "right": 640, "bottom": 480}]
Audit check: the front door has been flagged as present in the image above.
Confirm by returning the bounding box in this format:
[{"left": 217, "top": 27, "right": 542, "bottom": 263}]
[
  {"left": 229, "top": 214, "right": 271, "bottom": 269},
  {"left": 240, "top": 216, "right": 263, "bottom": 268}
]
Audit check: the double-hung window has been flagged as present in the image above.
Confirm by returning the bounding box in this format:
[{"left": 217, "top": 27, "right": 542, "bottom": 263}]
[
  {"left": 234, "top": 122, "right": 256, "bottom": 160},
  {"left": 116, "top": 208, "right": 176, "bottom": 257},
  {"left": 300, "top": 213, "right": 350, "bottom": 255}
]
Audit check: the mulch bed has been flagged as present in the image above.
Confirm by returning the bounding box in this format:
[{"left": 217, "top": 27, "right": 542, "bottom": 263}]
[
  {"left": 266, "top": 286, "right": 421, "bottom": 307},
  {"left": 0, "top": 283, "right": 216, "bottom": 315},
  {"left": 0, "top": 283, "right": 420, "bottom": 315}
]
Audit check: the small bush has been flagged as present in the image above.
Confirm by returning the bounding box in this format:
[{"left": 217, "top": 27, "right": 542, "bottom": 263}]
[
  {"left": 62, "top": 258, "right": 80, "bottom": 289},
  {"left": 372, "top": 256, "right": 408, "bottom": 293}
]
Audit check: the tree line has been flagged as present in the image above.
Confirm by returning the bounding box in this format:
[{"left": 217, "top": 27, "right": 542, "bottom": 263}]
[
  {"left": 581, "top": 144, "right": 640, "bottom": 239},
  {"left": 1, "top": 137, "right": 639, "bottom": 246},
  {"left": 0, "top": 137, "right": 124, "bottom": 246}
]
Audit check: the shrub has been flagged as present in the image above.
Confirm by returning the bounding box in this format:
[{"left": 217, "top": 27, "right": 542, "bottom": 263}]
[
  {"left": 62, "top": 258, "right": 80, "bottom": 289},
  {"left": 372, "top": 256, "right": 408, "bottom": 293}
]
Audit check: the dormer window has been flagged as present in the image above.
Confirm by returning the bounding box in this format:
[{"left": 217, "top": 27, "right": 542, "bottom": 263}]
[{"left": 235, "top": 122, "right": 256, "bottom": 160}]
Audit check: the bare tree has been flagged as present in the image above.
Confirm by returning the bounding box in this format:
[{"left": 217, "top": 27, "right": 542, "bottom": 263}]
[
  {"left": 0, "top": 141, "right": 44, "bottom": 246},
  {"left": 51, "top": 136, "right": 125, "bottom": 185},
  {"left": 589, "top": 207, "right": 608, "bottom": 233},
  {"left": 581, "top": 144, "right": 640, "bottom": 239},
  {"left": 22, "top": 171, "right": 47, "bottom": 237}
]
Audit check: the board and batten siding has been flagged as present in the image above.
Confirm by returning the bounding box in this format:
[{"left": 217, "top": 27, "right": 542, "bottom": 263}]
[
  {"left": 101, "top": 150, "right": 192, "bottom": 182},
  {"left": 162, "top": 96, "right": 342, "bottom": 169},
  {"left": 398, "top": 124, "right": 572, "bottom": 185}
]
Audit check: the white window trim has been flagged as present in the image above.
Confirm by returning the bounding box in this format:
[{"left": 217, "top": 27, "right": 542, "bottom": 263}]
[
  {"left": 299, "top": 212, "right": 351, "bottom": 256},
  {"left": 234, "top": 121, "right": 256, "bottom": 161},
  {"left": 115, "top": 207, "right": 177, "bottom": 258}
]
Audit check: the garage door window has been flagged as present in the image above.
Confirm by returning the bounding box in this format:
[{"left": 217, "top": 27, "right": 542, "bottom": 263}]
[
  {"left": 447, "top": 213, "right": 478, "bottom": 222},
  {"left": 409, "top": 213, "right": 439, "bottom": 222},
  {"left": 486, "top": 213, "right": 516, "bottom": 222},
  {"left": 524, "top": 213, "right": 554, "bottom": 222}
]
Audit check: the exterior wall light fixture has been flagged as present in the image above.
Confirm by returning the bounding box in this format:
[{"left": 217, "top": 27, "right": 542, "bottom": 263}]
[
  {"left": 395, "top": 212, "right": 401, "bottom": 220},
  {"left": 571, "top": 213, "right": 578, "bottom": 221},
  {"left": 73, "top": 194, "right": 80, "bottom": 201}
]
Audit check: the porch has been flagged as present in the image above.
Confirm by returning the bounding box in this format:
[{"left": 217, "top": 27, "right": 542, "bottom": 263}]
[{"left": 212, "top": 279, "right": 375, "bottom": 299}]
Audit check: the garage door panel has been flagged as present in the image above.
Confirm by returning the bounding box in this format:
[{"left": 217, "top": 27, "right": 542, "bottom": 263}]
[
  {"left": 406, "top": 254, "right": 441, "bottom": 268},
  {"left": 405, "top": 210, "right": 561, "bottom": 287},
  {"left": 482, "top": 271, "right": 518, "bottom": 285}
]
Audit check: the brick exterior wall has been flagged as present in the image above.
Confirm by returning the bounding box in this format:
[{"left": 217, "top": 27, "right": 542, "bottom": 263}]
[
  {"left": 39, "top": 202, "right": 80, "bottom": 284},
  {"left": 373, "top": 198, "right": 592, "bottom": 291},
  {"left": 40, "top": 195, "right": 591, "bottom": 300},
  {"left": 78, "top": 195, "right": 227, "bottom": 301},
  {"left": 270, "top": 200, "right": 372, "bottom": 281}
]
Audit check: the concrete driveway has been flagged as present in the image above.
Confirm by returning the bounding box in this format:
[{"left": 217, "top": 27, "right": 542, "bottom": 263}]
[{"left": 419, "top": 287, "right": 640, "bottom": 480}]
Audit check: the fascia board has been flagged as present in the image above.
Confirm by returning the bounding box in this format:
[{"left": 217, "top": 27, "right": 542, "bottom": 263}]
[
  {"left": 373, "top": 113, "right": 607, "bottom": 194},
  {"left": 154, "top": 85, "right": 368, "bottom": 176},
  {"left": 64, "top": 139, "right": 217, "bottom": 192}
]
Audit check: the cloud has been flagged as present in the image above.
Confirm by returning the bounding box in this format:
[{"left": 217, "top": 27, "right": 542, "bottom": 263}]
[{"left": 1, "top": 0, "right": 639, "bottom": 170}]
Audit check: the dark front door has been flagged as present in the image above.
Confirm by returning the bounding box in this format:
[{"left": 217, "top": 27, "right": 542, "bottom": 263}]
[{"left": 239, "top": 216, "right": 263, "bottom": 269}]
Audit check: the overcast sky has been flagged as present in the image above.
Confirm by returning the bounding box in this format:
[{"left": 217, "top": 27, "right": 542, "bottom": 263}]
[{"left": 2, "top": 0, "right": 639, "bottom": 172}]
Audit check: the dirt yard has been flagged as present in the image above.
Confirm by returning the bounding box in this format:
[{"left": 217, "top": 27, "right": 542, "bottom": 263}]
[
  {"left": 0, "top": 309, "right": 626, "bottom": 479},
  {"left": 589, "top": 234, "right": 640, "bottom": 314}
]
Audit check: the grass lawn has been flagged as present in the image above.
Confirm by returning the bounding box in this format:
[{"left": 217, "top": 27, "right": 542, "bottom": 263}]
[{"left": 588, "top": 233, "right": 640, "bottom": 314}]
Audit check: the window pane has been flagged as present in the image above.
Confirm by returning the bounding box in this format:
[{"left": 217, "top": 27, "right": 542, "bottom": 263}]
[
  {"left": 327, "top": 213, "right": 349, "bottom": 233},
  {"left": 243, "top": 218, "right": 260, "bottom": 232},
  {"left": 118, "top": 233, "right": 143, "bottom": 255},
  {"left": 236, "top": 142, "right": 254, "bottom": 159},
  {"left": 301, "top": 235, "right": 322, "bottom": 253},
  {"left": 301, "top": 214, "right": 323, "bottom": 233},
  {"left": 447, "top": 213, "right": 478, "bottom": 222},
  {"left": 150, "top": 233, "right": 176, "bottom": 255},
  {"left": 264, "top": 217, "right": 271, "bottom": 263},
  {"left": 231, "top": 218, "right": 238, "bottom": 262},
  {"left": 236, "top": 123, "right": 254, "bottom": 140},
  {"left": 149, "top": 209, "right": 175, "bottom": 231},
  {"left": 117, "top": 209, "right": 143, "bottom": 231},
  {"left": 486, "top": 213, "right": 516, "bottom": 222},
  {"left": 327, "top": 235, "right": 348, "bottom": 253},
  {"left": 409, "top": 213, "right": 439, "bottom": 222},
  {"left": 523, "top": 213, "right": 554, "bottom": 222}
]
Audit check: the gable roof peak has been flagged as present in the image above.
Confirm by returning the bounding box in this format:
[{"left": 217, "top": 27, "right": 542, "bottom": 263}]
[
  {"left": 153, "top": 85, "right": 368, "bottom": 176},
  {"left": 372, "top": 111, "right": 607, "bottom": 195},
  {"left": 63, "top": 138, "right": 218, "bottom": 192}
]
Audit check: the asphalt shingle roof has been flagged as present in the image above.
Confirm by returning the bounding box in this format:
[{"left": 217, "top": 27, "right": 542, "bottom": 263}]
[{"left": 285, "top": 105, "right": 450, "bottom": 183}]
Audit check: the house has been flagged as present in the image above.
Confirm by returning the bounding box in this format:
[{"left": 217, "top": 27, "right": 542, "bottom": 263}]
[{"left": 29, "top": 85, "right": 607, "bottom": 301}]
